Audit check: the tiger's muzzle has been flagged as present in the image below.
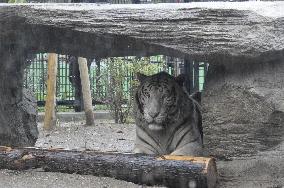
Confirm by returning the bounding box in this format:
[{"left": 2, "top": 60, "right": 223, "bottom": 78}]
[{"left": 145, "top": 112, "right": 166, "bottom": 131}]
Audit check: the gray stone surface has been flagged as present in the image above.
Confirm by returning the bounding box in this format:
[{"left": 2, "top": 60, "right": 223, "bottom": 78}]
[
  {"left": 0, "top": 2, "right": 283, "bottom": 149},
  {"left": 202, "top": 57, "right": 284, "bottom": 187},
  {"left": 0, "top": 2, "right": 283, "bottom": 64},
  {"left": 0, "top": 52, "right": 38, "bottom": 146},
  {"left": 203, "top": 59, "right": 284, "bottom": 160},
  {"left": 0, "top": 2, "right": 284, "bottom": 187}
]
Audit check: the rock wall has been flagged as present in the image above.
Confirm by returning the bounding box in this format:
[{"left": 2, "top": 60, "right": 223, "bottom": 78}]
[
  {"left": 0, "top": 2, "right": 283, "bottom": 150},
  {"left": 0, "top": 52, "right": 38, "bottom": 146},
  {"left": 203, "top": 59, "right": 284, "bottom": 159}
]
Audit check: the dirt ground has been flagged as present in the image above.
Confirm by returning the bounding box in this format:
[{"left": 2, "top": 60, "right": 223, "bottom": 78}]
[
  {"left": 0, "top": 120, "right": 283, "bottom": 188},
  {"left": 0, "top": 121, "right": 164, "bottom": 188}
]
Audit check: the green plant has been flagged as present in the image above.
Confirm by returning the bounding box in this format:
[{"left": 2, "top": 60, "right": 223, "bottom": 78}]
[
  {"left": 105, "top": 57, "right": 166, "bottom": 123},
  {"left": 8, "top": 0, "right": 26, "bottom": 3}
]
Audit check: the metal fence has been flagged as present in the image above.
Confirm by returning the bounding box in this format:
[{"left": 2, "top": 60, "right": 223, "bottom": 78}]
[{"left": 24, "top": 54, "right": 208, "bottom": 110}]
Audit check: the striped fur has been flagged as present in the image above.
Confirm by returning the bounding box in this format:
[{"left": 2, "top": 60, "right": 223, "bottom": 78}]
[{"left": 133, "top": 72, "right": 203, "bottom": 156}]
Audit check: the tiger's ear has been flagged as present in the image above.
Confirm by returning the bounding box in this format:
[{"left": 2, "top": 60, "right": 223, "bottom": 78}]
[
  {"left": 136, "top": 72, "right": 147, "bottom": 82},
  {"left": 175, "top": 74, "right": 185, "bottom": 86}
]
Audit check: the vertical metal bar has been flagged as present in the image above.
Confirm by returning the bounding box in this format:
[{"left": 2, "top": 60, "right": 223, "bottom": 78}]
[
  {"left": 43, "top": 53, "right": 46, "bottom": 101},
  {"left": 64, "top": 55, "right": 68, "bottom": 100},
  {"left": 35, "top": 54, "right": 37, "bottom": 98},
  {"left": 41, "top": 54, "right": 44, "bottom": 102},
  {"left": 32, "top": 56, "right": 35, "bottom": 93},
  {"left": 184, "top": 59, "right": 193, "bottom": 94},
  {"left": 40, "top": 54, "right": 45, "bottom": 101},
  {"left": 194, "top": 62, "right": 199, "bottom": 92}
]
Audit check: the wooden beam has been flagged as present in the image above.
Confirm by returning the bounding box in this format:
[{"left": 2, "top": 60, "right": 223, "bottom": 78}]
[
  {"left": 78, "top": 57, "right": 94, "bottom": 126},
  {"left": 43, "top": 53, "right": 58, "bottom": 130},
  {"left": 0, "top": 146, "right": 217, "bottom": 188}
]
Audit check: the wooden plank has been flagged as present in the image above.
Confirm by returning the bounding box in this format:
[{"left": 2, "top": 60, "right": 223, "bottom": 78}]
[
  {"left": 78, "top": 57, "right": 94, "bottom": 126},
  {"left": 43, "top": 53, "right": 58, "bottom": 130},
  {"left": 0, "top": 146, "right": 218, "bottom": 188}
]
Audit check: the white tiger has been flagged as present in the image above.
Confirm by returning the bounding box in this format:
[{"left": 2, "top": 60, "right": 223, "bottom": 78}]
[{"left": 133, "top": 72, "right": 203, "bottom": 156}]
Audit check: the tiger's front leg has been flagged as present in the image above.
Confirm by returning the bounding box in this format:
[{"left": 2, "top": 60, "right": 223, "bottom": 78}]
[
  {"left": 170, "top": 141, "right": 203, "bottom": 156},
  {"left": 134, "top": 126, "right": 160, "bottom": 154},
  {"left": 133, "top": 144, "right": 156, "bottom": 154}
]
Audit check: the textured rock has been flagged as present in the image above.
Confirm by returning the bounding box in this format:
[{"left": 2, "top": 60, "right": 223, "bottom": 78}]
[
  {"left": 0, "top": 53, "right": 38, "bottom": 146},
  {"left": 203, "top": 60, "right": 284, "bottom": 159},
  {"left": 0, "top": 2, "right": 284, "bottom": 159},
  {"left": 0, "top": 2, "right": 284, "bottom": 63}
]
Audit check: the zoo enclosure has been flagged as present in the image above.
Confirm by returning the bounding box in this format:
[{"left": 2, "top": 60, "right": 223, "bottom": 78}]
[
  {"left": 21, "top": 0, "right": 209, "bottom": 111},
  {"left": 24, "top": 54, "right": 208, "bottom": 111}
]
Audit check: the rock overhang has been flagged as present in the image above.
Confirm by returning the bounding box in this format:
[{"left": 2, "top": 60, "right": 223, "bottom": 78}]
[{"left": 0, "top": 2, "right": 283, "bottom": 65}]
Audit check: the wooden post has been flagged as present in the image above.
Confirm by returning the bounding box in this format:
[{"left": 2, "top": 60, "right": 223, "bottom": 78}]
[
  {"left": 43, "top": 53, "right": 58, "bottom": 130},
  {"left": 69, "top": 56, "right": 83, "bottom": 112},
  {"left": 78, "top": 57, "right": 94, "bottom": 126}
]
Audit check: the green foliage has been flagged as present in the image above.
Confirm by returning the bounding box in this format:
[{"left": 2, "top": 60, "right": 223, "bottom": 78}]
[
  {"left": 8, "top": 0, "right": 26, "bottom": 3},
  {"left": 24, "top": 54, "right": 182, "bottom": 116},
  {"left": 104, "top": 56, "right": 166, "bottom": 123}
]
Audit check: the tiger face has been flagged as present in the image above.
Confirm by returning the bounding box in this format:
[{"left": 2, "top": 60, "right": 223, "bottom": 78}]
[{"left": 135, "top": 72, "right": 184, "bottom": 131}]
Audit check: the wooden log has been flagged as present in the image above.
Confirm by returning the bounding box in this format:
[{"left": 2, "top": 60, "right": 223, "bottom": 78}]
[
  {"left": 78, "top": 57, "right": 94, "bottom": 126},
  {"left": 0, "top": 146, "right": 217, "bottom": 188},
  {"left": 43, "top": 53, "right": 58, "bottom": 130}
]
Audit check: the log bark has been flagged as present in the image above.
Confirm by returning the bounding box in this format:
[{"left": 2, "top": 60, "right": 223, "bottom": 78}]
[{"left": 0, "top": 146, "right": 217, "bottom": 188}]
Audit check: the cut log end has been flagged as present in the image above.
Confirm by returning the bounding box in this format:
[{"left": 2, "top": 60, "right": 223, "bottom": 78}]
[
  {"left": 205, "top": 158, "right": 218, "bottom": 188},
  {"left": 158, "top": 155, "right": 218, "bottom": 188}
]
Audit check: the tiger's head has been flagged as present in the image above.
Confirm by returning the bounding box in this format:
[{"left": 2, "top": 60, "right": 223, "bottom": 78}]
[{"left": 135, "top": 72, "right": 186, "bottom": 131}]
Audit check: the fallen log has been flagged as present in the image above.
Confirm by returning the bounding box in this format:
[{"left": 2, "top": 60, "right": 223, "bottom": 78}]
[{"left": 0, "top": 146, "right": 217, "bottom": 188}]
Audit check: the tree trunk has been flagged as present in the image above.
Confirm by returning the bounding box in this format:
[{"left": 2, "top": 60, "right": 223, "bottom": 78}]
[
  {"left": 69, "top": 56, "right": 83, "bottom": 112},
  {"left": 0, "top": 49, "right": 38, "bottom": 147},
  {"left": 78, "top": 57, "right": 94, "bottom": 126},
  {"left": 0, "top": 146, "right": 217, "bottom": 188},
  {"left": 44, "top": 53, "right": 58, "bottom": 130}
]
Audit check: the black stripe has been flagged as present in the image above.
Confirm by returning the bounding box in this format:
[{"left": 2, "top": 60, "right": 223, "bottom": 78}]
[
  {"left": 138, "top": 125, "right": 163, "bottom": 150},
  {"left": 166, "top": 113, "right": 192, "bottom": 151},
  {"left": 137, "top": 134, "right": 159, "bottom": 153},
  {"left": 175, "top": 128, "right": 192, "bottom": 149}
]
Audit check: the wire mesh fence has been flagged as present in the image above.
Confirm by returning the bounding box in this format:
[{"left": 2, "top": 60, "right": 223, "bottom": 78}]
[{"left": 24, "top": 54, "right": 208, "bottom": 111}]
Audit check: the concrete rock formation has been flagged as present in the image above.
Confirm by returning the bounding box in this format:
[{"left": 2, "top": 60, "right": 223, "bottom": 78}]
[{"left": 0, "top": 2, "right": 284, "bottom": 186}]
